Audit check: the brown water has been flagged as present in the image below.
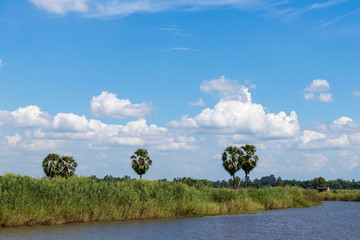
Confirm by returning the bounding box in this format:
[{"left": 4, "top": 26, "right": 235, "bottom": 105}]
[{"left": 1, "top": 201, "right": 359, "bottom": 240}]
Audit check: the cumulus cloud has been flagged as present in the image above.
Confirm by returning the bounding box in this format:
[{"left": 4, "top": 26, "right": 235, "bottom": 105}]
[
  {"left": 299, "top": 132, "right": 349, "bottom": 149},
  {"left": 90, "top": 91, "right": 151, "bottom": 119},
  {"left": 305, "top": 79, "right": 330, "bottom": 92},
  {"left": 318, "top": 93, "right": 333, "bottom": 102},
  {"left": 188, "top": 98, "right": 205, "bottom": 106},
  {"left": 156, "top": 136, "right": 198, "bottom": 151},
  {"left": 303, "top": 79, "right": 333, "bottom": 102},
  {"left": 0, "top": 103, "right": 195, "bottom": 151},
  {"left": 5, "top": 134, "right": 22, "bottom": 146},
  {"left": 298, "top": 117, "right": 358, "bottom": 149},
  {"left": 333, "top": 116, "right": 353, "bottom": 127},
  {"left": 53, "top": 113, "right": 90, "bottom": 132},
  {"left": 29, "top": 0, "right": 89, "bottom": 14},
  {"left": 200, "top": 76, "right": 251, "bottom": 102},
  {"left": 300, "top": 130, "right": 326, "bottom": 145},
  {"left": 169, "top": 76, "right": 299, "bottom": 138},
  {"left": 0, "top": 105, "right": 52, "bottom": 128}
]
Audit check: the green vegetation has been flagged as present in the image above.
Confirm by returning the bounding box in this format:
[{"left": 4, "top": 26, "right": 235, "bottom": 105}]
[
  {"left": 320, "top": 190, "right": 360, "bottom": 202},
  {"left": 311, "top": 177, "right": 327, "bottom": 188},
  {"left": 0, "top": 174, "right": 322, "bottom": 227},
  {"left": 221, "top": 144, "right": 258, "bottom": 189},
  {"left": 42, "top": 153, "right": 78, "bottom": 179},
  {"left": 131, "top": 149, "right": 152, "bottom": 179},
  {"left": 222, "top": 146, "right": 243, "bottom": 189},
  {"left": 241, "top": 144, "right": 258, "bottom": 188}
]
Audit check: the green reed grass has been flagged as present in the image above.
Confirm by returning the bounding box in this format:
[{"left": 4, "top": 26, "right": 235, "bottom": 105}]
[
  {"left": 320, "top": 189, "right": 360, "bottom": 202},
  {"left": 0, "top": 173, "right": 322, "bottom": 227}
]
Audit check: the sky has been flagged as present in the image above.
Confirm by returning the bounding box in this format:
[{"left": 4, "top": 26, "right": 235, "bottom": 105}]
[{"left": 1, "top": 0, "right": 360, "bottom": 181}]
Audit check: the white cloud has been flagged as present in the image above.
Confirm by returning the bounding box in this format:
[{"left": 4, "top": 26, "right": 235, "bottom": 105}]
[
  {"left": 309, "top": 0, "right": 346, "bottom": 10},
  {"left": 303, "top": 92, "right": 315, "bottom": 100},
  {"left": 5, "top": 134, "right": 22, "bottom": 146},
  {"left": 301, "top": 153, "right": 328, "bottom": 172},
  {"left": 170, "top": 77, "right": 299, "bottom": 138},
  {"left": 29, "top": 0, "right": 272, "bottom": 17},
  {"left": 353, "top": 90, "right": 360, "bottom": 97},
  {"left": 0, "top": 105, "right": 52, "bottom": 128},
  {"left": 30, "top": 0, "right": 89, "bottom": 14},
  {"left": 189, "top": 98, "right": 205, "bottom": 106},
  {"left": 300, "top": 130, "right": 326, "bottom": 145},
  {"left": 156, "top": 136, "right": 198, "bottom": 151},
  {"left": 90, "top": 91, "right": 151, "bottom": 119},
  {"left": 21, "top": 139, "right": 62, "bottom": 151},
  {"left": 299, "top": 132, "right": 349, "bottom": 149},
  {"left": 200, "top": 76, "right": 251, "bottom": 102},
  {"left": 0, "top": 103, "right": 196, "bottom": 151},
  {"left": 333, "top": 116, "right": 353, "bottom": 127},
  {"left": 305, "top": 79, "right": 330, "bottom": 92},
  {"left": 53, "top": 113, "right": 90, "bottom": 132},
  {"left": 90, "top": 0, "right": 270, "bottom": 17},
  {"left": 303, "top": 79, "right": 333, "bottom": 102},
  {"left": 318, "top": 93, "right": 333, "bottom": 102},
  {"left": 0, "top": 58, "right": 2, "bottom": 67},
  {"left": 297, "top": 116, "right": 360, "bottom": 150}
]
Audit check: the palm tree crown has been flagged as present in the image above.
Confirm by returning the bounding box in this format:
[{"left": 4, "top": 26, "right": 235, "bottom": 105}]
[
  {"left": 222, "top": 146, "right": 243, "bottom": 188},
  {"left": 42, "top": 153, "right": 78, "bottom": 179},
  {"left": 131, "top": 148, "right": 152, "bottom": 179},
  {"left": 241, "top": 144, "right": 258, "bottom": 188}
]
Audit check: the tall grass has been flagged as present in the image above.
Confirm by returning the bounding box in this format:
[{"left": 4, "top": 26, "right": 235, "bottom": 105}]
[
  {"left": 320, "top": 190, "right": 360, "bottom": 201},
  {"left": 0, "top": 174, "right": 322, "bottom": 227}
]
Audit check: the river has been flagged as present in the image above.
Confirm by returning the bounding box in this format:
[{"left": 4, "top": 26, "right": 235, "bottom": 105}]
[{"left": 1, "top": 201, "right": 359, "bottom": 240}]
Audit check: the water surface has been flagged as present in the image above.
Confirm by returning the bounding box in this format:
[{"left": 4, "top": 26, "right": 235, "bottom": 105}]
[{"left": 1, "top": 201, "right": 359, "bottom": 240}]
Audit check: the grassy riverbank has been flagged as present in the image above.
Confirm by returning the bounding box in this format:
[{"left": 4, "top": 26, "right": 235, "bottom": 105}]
[
  {"left": 320, "top": 190, "right": 360, "bottom": 201},
  {"left": 0, "top": 174, "right": 322, "bottom": 227}
]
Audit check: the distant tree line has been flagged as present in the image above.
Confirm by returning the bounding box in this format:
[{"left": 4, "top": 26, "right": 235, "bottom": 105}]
[{"left": 41, "top": 149, "right": 359, "bottom": 190}]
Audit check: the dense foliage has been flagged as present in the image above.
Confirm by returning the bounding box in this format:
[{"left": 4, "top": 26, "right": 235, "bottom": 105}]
[
  {"left": 172, "top": 175, "right": 360, "bottom": 190},
  {"left": 0, "top": 174, "right": 322, "bottom": 227},
  {"left": 222, "top": 146, "right": 243, "bottom": 188},
  {"left": 241, "top": 144, "right": 258, "bottom": 188},
  {"left": 42, "top": 153, "right": 78, "bottom": 179},
  {"left": 131, "top": 149, "right": 152, "bottom": 179},
  {"left": 221, "top": 144, "right": 258, "bottom": 189}
]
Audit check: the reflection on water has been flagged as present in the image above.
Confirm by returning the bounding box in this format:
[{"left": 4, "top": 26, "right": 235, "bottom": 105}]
[{"left": 1, "top": 201, "right": 359, "bottom": 240}]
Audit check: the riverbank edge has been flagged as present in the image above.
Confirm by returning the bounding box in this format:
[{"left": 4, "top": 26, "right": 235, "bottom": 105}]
[
  {"left": 1, "top": 203, "right": 324, "bottom": 228},
  {"left": 0, "top": 174, "right": 324, "bottom": 227}
]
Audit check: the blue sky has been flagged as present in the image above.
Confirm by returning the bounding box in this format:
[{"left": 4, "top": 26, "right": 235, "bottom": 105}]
[{"left": 1, "top": 0, "right": 360, "bottom": 181}]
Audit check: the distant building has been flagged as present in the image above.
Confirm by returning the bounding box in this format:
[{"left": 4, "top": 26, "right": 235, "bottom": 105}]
[{"left": 317, "top": 187, "right": 330, "bottom": 192}]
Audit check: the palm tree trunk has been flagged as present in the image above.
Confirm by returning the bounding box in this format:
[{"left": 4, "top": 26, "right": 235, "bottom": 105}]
[
  {"left": 233, "top": 175, "right": 236, "bottom": 189},
  {"left": 245, "top": 173, "right": 248, "bottom": 188},
  {"left": 236, "top": 178, "right": 241, "bottom": 191},
  {"left": 140, "top": 174, "right": 142, "bottom": 179}
]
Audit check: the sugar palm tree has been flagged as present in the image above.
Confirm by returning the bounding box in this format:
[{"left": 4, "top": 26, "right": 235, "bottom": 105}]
[
  {"left": 241, "top": 144, "right": 258, "bottom": 188},
  {"left": 59, "top": 156, "right": 78, "bottom": 179},
  {"left": 42, "top": 153, "right": 62, "bottom": 178},
  {"left": 131, "top": 148, "right": 152, "bottom": 179},
  {"left": 222, "top": 146, "right": 243, "bottom": 189},
  {"left": 42, "top": 153, "right": 78, "bottom": 179}
]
